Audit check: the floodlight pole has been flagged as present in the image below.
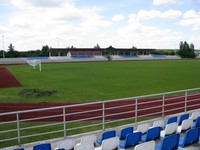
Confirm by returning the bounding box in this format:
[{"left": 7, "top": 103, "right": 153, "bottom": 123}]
[{"left": 2, "top": 35, "right": 5, "bottom": 58}]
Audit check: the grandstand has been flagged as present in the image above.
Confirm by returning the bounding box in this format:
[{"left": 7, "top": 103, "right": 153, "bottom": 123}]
[
  {"left": 1, "top": 88, "right": 200, "bottom": 150},
  {"left": 0, "top": 54, "right": 180, "bottom": 65}
]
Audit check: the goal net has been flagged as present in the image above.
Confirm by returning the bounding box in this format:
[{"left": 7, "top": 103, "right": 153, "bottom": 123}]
[{"left": 27, "top": 59, "right": 42, "bottom": 72}]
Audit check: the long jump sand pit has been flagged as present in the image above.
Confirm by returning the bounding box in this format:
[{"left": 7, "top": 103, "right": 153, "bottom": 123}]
[{"left": 0, "top": 67, "right": 22, "bottom": 88}]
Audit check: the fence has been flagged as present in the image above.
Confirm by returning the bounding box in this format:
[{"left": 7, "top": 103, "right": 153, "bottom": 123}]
[{"left": 0, "top": 88, "right": 200, "bottom": 148}]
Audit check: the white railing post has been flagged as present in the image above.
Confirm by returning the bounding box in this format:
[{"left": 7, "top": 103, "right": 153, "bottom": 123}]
[
  {"left": 162, "top": 94, "right": 165, "bottom": 117},
  {"left": 102, "top": 102, "right": 105, "bottom": 130},
  {"left": 185, "top": 91, "right": 188, "bottom": 112},
  {"left": 135, "top": 99, "right": 138, "bottom": 123},
  {"left": 16, "top": 113, "right": 21, "bottom": 146},
  {"left": 63, "top": 107, "right": 66, "bottom": 138}
]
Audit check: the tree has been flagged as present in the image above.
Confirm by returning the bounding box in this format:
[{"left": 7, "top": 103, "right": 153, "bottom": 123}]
[
  {"left": 177, "top": 41, "right": 196, "bottom": 58},
  {"left": 132, "top": 46, "right": 137, "bottom": 49},
  {"left": 41, "top": 45, "right": 49, "bottom": 56},
  {"left": 8, "top": 43, "right": 14, "bottom": 51},
  {"left": 94, "top": 44, "right": 100, "bottom": 49},
  {"left": 6, "top": 43, "right": 20, "bottom": 58}
]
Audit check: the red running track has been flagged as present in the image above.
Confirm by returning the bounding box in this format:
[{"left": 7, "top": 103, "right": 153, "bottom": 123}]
[
  {"left": 0, "top": 67, "right": 22, "bottom": 88},
  {"left": 0, "top": 93, "right": 200, "bottom": 122}
]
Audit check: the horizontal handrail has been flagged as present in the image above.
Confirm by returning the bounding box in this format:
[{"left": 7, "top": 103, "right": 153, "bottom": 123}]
[
  {"left": 1, "top": 87, "right": 200, "bottom": 116},
  {"left": 0, "top": 87, "right": 200, "bottom": 148}
]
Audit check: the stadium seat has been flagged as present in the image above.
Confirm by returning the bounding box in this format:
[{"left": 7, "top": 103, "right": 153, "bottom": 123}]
[
  {"left": 164, "top": 116, "right": 177, "bottom": 128},
  {"left": 119, "top": 132, "right": 142, "bottom": 148},
  {"left": 189, "top": 111, "right": 200, "bottom": 121},
  {"left": 192, "top": 116, "right": 200, "bottom": 128},
  {"left": 14, "top": 148, "right": 24, "bottom": 150},
  {"left": 96, "top": 130, "right": 116, "bottom": 145},
  {"left": 118, "top": 126, "right": 134, "bottom": 140},
  {"left": 74, "top": 144, "right": 94, "bottom": 150},
  {"left": 178, "top": 113, "right": 189, "bottom": 125},
  {"left": 134, "top": 140, "right": 155, "bottom": 150},
  {"left": 161, "top": 122, "right": 177, "bottom": 137},
  {"left": 177, "top": 119, "right": 193, "bottom": 133},
  {"left": 76, "top": 134, "right": 96, "bottom": 146},
  {"left": 152, "top": 119, "right": 164, "bottom": 129},
  {"left": 155, "top": 133, "right": 180, "bottom": 150},
  {"left": 55, "top": 138, "right": 75, "bottom": 150},
  {"left": 33, "top": 143, "right": 51, "bottom": 150},
  {"left": 179, "top": 128, "right": 200, "bottom": 148},
  {"left": 95, "top": 137, "right": 119, "bottom": 150},
  {"left": 135, "top": 123, "right": 150, "bottom": 134},
  {"left": 141, "top": 126, "right": 161, "bottom": 142}
]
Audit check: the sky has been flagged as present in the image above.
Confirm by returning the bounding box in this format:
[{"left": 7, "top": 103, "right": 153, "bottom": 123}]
[{"left": 0, "top": 0, "right": 200, "bottom": 51}]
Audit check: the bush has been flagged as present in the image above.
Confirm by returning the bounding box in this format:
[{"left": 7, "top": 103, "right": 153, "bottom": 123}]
[{"left": 18, "top": 89, "right": 57, "bottom": 98}]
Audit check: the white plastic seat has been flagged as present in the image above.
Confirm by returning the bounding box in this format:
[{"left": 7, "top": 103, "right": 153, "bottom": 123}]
[
  {"left": 76, "top": 134, "right": 96, "bottom": 146},
  {"left": 189, "top": 111, "right": 200, "bottom": 121},
  {"left": 55, "top": 138, "right": 75, "bottom": 150},
  {"left": 74, "top": 144, "right": 94, "bottom": 150},
  {"left": 177, "top": 119, "right": 193, "bottom": 133},
  {"left": 95, "top": 137, "right": 119, "bottom": 150},
  {"left": 153, "top": 119, "right": 164, "bottom": 129},
  {"left": 134, "top": 140, "right": 155, "bottom": 150},
  {"left": 135, "top": 123, "right": 150, "bottom": 134},
  {"left": 160, "top": 122, "right": 177, "bottom": 137}
]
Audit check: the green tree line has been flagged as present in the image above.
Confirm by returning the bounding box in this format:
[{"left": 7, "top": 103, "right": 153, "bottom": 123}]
[
  {"left": 0, "top": 44, "right": 51, "bottom": 58},
  {"left": 0, "top": 41, "right": 197, "bottom": 58}
]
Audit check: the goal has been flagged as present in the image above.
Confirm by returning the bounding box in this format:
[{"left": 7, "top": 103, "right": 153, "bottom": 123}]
[{"left": 27, "top": 59, "right": 42, "bottom": 72}]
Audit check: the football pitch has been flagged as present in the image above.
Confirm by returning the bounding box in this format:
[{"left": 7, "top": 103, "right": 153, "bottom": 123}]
[{"left": 1, "top": 59, "right": 200, "bottom": 103}]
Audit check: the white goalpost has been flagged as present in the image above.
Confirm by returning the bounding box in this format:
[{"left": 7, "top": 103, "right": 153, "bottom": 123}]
[{"left": 27, "top": 59, "right": 42, "bottom": 72}]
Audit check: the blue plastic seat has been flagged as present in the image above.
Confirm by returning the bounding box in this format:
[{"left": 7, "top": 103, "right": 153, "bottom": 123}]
[
  {"left": 96, "top": 130, "right": 116, "bottom": 145},
  {"left": 179, "top": 128, "right": 200, "bottom": 148},
  {"left": 192, "top": 116, "right": 200, "bottom": 128},
  {"left": 164, "top": 116, "right": 177, "bottom": 128},
  {"left": 14, "top": 148, "right": 24, "bottom": 150},
  {"left": 33, "top": 143, "right": 51, "bottom": 150},
  {"left": 119, "top": 132, "right": 142, "bottom": 148},
  {"left": 141, "top": 126, "right": 161, "bottom": 142},
  {"left": 155, "top": 133, "right": 180, "bottom": 150},
  {"left": 118, "top": 126, "right": 134, "bottom": 140},
  {"left": 178, "top": 113, "right": 189, "bottom": 125}
]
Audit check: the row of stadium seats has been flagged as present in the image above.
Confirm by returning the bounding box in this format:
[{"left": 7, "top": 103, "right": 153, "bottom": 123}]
[
  {"left": 110, "top": 54, "right": 180, "bottom": 61},
  {"left": 0, "top": 54, "right": 181, "bottom": 65},
  {"left": 14, "top": 110, "right": 200, "bottom": 150}
]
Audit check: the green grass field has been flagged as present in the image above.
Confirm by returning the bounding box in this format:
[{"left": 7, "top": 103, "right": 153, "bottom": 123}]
[{"left": 1, "top": 59, "right": 200, "bottom": 103}]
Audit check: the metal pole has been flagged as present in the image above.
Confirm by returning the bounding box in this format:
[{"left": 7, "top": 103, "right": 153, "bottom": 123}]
[
  {"left": 2, "top": 35, "right": 5, "bottom": 58},
  {"left": 185, "top": 91, "right": 187, "bottom": 112},
  {"left": 102, "top": 102, "right": 105, "bottom": 130},
  {"left": 16, "top": 113, "right": 21, "bottom": 146},
  {"left": 135, "top": 99, "right": 138, "bottom": 123},
  {"left": 63, "top": 107, "right": 66, "bottom": 138},
  {"left": 162, "top": 94, "right": 165, "bottom": 117}
]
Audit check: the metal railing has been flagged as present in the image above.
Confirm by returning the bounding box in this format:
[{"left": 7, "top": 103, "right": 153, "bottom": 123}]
[{"left": 0, "top": 88, "right": 200, "bottom": 148}]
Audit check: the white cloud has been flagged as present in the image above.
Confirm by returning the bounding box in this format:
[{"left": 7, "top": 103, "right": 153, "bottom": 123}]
[
  {"left": 3, "top": 0, "right": 115, "bottom": 50},
  {"left": 116, "top": 14, "right": 182, "bottom": 49},
  {"left": 134, "top": 9, "right": 182, "bottom": 20},
  {"left": 153, "top": 0, "right": 178, "bottom": 5},
  {"left": 0, "top": 0, "right": 199, "bottom": 50},
  {"left": 177, "top": 10, "right": 200, "bottom": 28},
  {"left": 112, "top": 14, "right": 124, "bottom": 22},
  {"left": 183, "top": 10, "right": 200, "bottom": 19},
  {"left": 161, "top": 9, "right": 182, "bottom": 19},
  {"left": 11, "top": 0, "right": 73, "bottom": 8},
  {"left": 137, "top": 10, "right": 161, "bottom": 20}
]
